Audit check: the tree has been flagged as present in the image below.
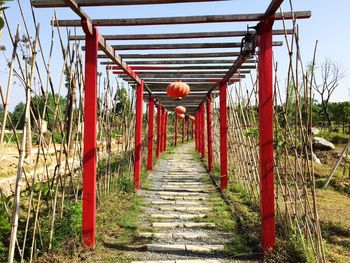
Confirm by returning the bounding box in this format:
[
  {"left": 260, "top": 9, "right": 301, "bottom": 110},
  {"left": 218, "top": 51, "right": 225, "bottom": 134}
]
[
  {"left": 113, "top": 87, "right": 130, "bottom": 117},
  {"left": 313, "top": 59, "right": 345, "bottom": 128},
  {"left": 31, "top": 93, "right": 67, "bottom": 131},
  {"left": 10, "top": 102, "right": 25, "bottom": 130}
]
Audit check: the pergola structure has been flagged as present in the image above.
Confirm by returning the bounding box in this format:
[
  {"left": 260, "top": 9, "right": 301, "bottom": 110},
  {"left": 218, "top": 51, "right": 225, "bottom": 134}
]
[{"left": 32, "top": 0, "right": 311, "bottom": 254}]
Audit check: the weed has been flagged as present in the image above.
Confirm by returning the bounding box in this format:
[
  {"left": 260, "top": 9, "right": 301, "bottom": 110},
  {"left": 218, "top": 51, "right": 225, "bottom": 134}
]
[{"left": 0, "top": 199, "right": 11, "bottom": 261}]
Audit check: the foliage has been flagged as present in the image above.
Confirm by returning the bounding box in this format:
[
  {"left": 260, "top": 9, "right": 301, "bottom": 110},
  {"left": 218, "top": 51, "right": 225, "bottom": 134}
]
[
  {"left": 113, "top": 87, "right": 130, "bottom": 117},
  {"left": 0, "top": 1, "right": 12, "bottom": 30},
  {"left": 0, "top": 198, "right": 11, "bottom": 261},
  {"left": 10, "top": 102, "right": 25, "bottom": 129},
  {"left": 31, "top": 93, "right": 67, "bottom": 131}
]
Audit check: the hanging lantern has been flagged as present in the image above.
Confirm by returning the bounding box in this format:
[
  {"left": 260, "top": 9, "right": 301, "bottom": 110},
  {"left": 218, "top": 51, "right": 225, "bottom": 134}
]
[
  {"left": 189, "top": 115, "right": 195, "bottom": 121},
  {"left": 166, "top": 81, "right": 190, "bottom": 100},
  {"left": 240, "top": 26, "right": 257, "bottom": 58},
  {"left": 177, "top": 114, "right": 185, "bottom": 119},
  {"left": 174, "top": 106, "right": 186, "bottom": 114}
]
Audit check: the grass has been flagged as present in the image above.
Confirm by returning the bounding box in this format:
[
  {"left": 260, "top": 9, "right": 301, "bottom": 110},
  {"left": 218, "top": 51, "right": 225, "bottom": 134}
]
[{"left": 317, "top": 130, "right": 349, "bottom": 145}]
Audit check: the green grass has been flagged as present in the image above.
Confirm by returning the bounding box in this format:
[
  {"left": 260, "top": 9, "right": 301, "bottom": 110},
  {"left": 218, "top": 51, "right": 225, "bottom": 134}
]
[{"left": 317, "top": 130, "right": 349, "bottom": 144}]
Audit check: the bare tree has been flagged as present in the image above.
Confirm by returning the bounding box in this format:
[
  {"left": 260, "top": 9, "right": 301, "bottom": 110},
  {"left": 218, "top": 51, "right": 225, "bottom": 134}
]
[{"left": 313, "top": 59, "right": 345, "bottom": 128}]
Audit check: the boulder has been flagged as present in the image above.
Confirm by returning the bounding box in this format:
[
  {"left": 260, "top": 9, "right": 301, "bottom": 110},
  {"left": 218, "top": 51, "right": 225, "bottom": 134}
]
[
  {"left": 313, "top": 137, "right": 335, "bottom": 151},
  {"left": 311, "top": 153, "right": 321, "bottom": 164},
  {"left": 311, "top": 127, "right": 319, "bottom": 135}
]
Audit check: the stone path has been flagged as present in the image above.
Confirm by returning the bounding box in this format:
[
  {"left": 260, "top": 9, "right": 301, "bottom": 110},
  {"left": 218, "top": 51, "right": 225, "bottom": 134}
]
[{"left": 132, "top": 143, "right": 257, "bottom": 263}]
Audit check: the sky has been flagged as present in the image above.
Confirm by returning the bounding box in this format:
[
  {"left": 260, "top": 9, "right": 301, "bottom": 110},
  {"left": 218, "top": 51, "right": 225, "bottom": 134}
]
[{"left": 1, "top": 0, "right": 349, "bottom": 110}]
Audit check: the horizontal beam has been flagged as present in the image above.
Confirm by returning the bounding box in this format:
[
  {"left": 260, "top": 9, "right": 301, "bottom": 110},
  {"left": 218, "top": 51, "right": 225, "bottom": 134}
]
[
  {"left": 144, "top": 79, "right": 239, "bottom": 83},
  {"left": 102, "top": 52, "right": 242, "bottom": 59},
  {"left": 54, "top": 11, "right": 311, "bottom": 26},
  {"left": 70, "top": 29, "right": 293, "bottom": 40},
  {"left": 32, "top": 0, "right": 228, "bottom": 7},
  {"left": 93, "top": 41, "right": 283, "bottom": 50},
  {"left": 119, "top": 73, "right": 245, "bottom": 79},
  {"left": 109, "top": 65, "right": 256, "bottom": 70},
  {"left": 107, "top": 59, "right": 256, "bottom": 65},
  {"left": 113, "top": 70, "right": 251, "bottom": 74},
  {"left": 122, "top": 77, "right": 242, "bottom": 82}
]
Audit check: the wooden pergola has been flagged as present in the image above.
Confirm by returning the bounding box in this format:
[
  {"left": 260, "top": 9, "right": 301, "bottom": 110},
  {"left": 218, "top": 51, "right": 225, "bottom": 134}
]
[{"left": 32, "top": 0, "right": 311, "bottom": 254}]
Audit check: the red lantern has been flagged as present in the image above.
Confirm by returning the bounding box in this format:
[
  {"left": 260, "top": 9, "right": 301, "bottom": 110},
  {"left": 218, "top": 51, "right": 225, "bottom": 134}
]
[
  {"left": 177, "top": 114, "right": 185, "bottom": 119},
  {"left": 166, "top": 81, "right": 190, "bottom": 100},
  {"left": 189, "top": 115, "right": 195, "bottom": 121},
  {"left": 174, "top": 106, "right": 186, "bottom": 114}
]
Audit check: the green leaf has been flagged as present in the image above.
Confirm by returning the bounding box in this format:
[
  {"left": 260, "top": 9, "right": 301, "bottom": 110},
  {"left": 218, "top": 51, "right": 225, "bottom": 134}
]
[{"left": 0, "top": 17, "right": 4, "bottom": 30}]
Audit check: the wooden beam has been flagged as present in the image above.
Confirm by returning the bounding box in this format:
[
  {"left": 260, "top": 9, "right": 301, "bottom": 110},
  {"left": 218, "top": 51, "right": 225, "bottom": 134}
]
[
  {"left": 70, "top": 29, "right": 293, "bottom": 40},
  {"left": 32, "top": 0, "right": 228, "bottom": 7},
  {"left": 119, "top": 73, "right": 245, "bottom": 79},
  {"left": 56, "top": 0, "right": 151, "bottom": 93},
  {"left": 143, "top": 79, "right": 239, "bottom": 83},
  {"left": 92, "top": 41, "right": 282, "bottom": 50},
  {"left": 106, "top": 59, "right": 256, "bottom": 65},
  {"left": 109, "top": 65, "right": 256, "bottom": 70},
  {"left": 114, "top": 70, "right": 251, "bottom": 74},
  {"left": 104, "top": 52, "right": 242, "bottom": 59},
  {"left": 54, "top": 11, "right": 311, "bottom": 26}
]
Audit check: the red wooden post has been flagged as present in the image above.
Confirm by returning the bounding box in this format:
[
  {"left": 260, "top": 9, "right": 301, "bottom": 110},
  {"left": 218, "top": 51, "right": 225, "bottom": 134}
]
[
  {"left": 174, "top": 115, "right": 178, "bottom": 146},
  {"left": 161, "top": 106, "right": 165, "bottom": 152},
  {"left": 201, "top": 103, "right": 205, "bottom": 158},
  {"left": 194, "top": 113, "right": 198, "bottom": 149},
  {"left": 198, "top": 110, "right": 202, "bottom": 153},
  {"left": 156, "top": 104, "right": 162, "bottom": 158},
  {"left": 182, "top": 118, "right": 185, "bottom": 143},
  {"left": 258, "top": 19, "right": 276, "bottom": 252},
  {"left": 164, "top": 111, "right": 168, "bottom": 151},
  {"left": 134, "top": 81, "right": 144, "bottom": 190},
  {"left": 147, "top": 96, "right": 154, "bottom": 171},
  {"left": 186, "top": 117, "right": 189, "bottom": 141},
  {"left": 219, "top": 84, "right": 228, "bottom": 190},
  {"left": 191, "top": 119, "right": 194, "bottom": 140},
  {"left": 206, "top": 95, "right": 213, "bottom": 172},
  {"left": 82, "top": 20, "right": 98, "bottom": 248}
]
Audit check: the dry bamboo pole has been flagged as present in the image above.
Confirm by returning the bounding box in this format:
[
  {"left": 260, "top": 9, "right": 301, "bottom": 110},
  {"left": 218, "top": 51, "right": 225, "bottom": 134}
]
[
  {"left": 323, "top": 140, "right": 350, "bottom": 188},
  {"left": 8, "top": 24, "right": 39, "bottom": 263},
  {"left": 0, "top": 25, "right": 20, "bottom": 152}
]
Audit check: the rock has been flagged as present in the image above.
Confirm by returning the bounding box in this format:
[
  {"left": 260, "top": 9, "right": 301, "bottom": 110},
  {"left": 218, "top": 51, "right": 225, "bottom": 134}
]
[
  {"left": 311, "top": 127, "right": 319, "bottom": 135},
  {"left": 311, "top": 153, "right": 322, "bottom": 164},
  {"left": 313, "top": 137, "right": 335, "bottom": 151}
]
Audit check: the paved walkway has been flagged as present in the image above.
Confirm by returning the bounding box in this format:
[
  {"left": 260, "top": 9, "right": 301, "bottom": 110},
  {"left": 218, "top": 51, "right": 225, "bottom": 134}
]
[{"left": 133, "top": 143, "right": 257, "bottom": 263}]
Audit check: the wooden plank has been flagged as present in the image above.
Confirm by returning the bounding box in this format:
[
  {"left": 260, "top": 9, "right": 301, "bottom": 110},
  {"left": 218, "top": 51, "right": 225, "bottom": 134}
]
[
  {"left": 119, "top": 73, "right": 244, "bottom": 78},
  {"left": 54, "top": 11, "right": 311, "bottom": 26},
  {"left": 98, "top": 41, "right": 282, "bottom": 50},
  {"left": 70, "top": 29, "right": 293, "bottom": 40},
  {"left": 32, "top": 0, "right": 228, "bottom": 7},
  {"left": 107, "top": 52, "right": 241, "bottom": 59},
  {"left": 105, "top": 59, "right": 256, "bottom": 65},
  {"left": 109, "top": 65, "right": 256, "bottom": 70},
  {"left": 142, "top": 79, "right": 239, "bottom": 83},
  {"left": 265, "top": 0, "right": 284, "bottom": 16},
  {"left": 114, "top": 70, "right": 251, "bottom": 74}
]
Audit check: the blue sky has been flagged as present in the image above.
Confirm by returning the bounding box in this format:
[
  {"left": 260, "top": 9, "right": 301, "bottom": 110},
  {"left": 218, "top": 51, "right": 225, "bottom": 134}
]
[{"left": 1, "top": 0, "right": 349, "bottom": 110}]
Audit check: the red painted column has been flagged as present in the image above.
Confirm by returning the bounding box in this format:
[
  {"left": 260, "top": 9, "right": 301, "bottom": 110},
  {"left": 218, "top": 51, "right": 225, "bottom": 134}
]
[
  {"left": 161, "top": 107, "right": 165, "bottom": 152},
  {"left": 219, "top": 84, "right": 228, "bottom": 191},
  {"left": 194, "top": 114, "right": 198, "bottom": 149},
  {"left": 201, "top": 103, "right": 205, "bottom": 158},
  {"left": 82, "top": 21, "right": 98, "bottom": 248},
  {"left": 198, "top": 111, "right": 202, "bottom": 153},
  {"left": 258, "top": 19, "right": 276, "bottom": 252},
  {"left": 164, "top": 111, "right": 168, "bottom": 151},
  {"left": 191, "top": 120, "right": 194, "bottom": 140},
  {"left": 206, "top": 95, "right": 213, "bottom": 172},
  {"left": 182, "top": 118, "right": 185, "bottom": 143},
  {"left": 147, "top": 96, "right": 154, "bottom": 171},
  {"left": 156, "top": 104, "right": 162, "bottom": 158},
  {"left": 134, "top": 81, "right": 144, "bottom": 190},
  {"left": 186, "top": 117, "right": 189, "bottom": 141},
  {"left": 174, "top": 115, "right": 178, "bottom": 146}
]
